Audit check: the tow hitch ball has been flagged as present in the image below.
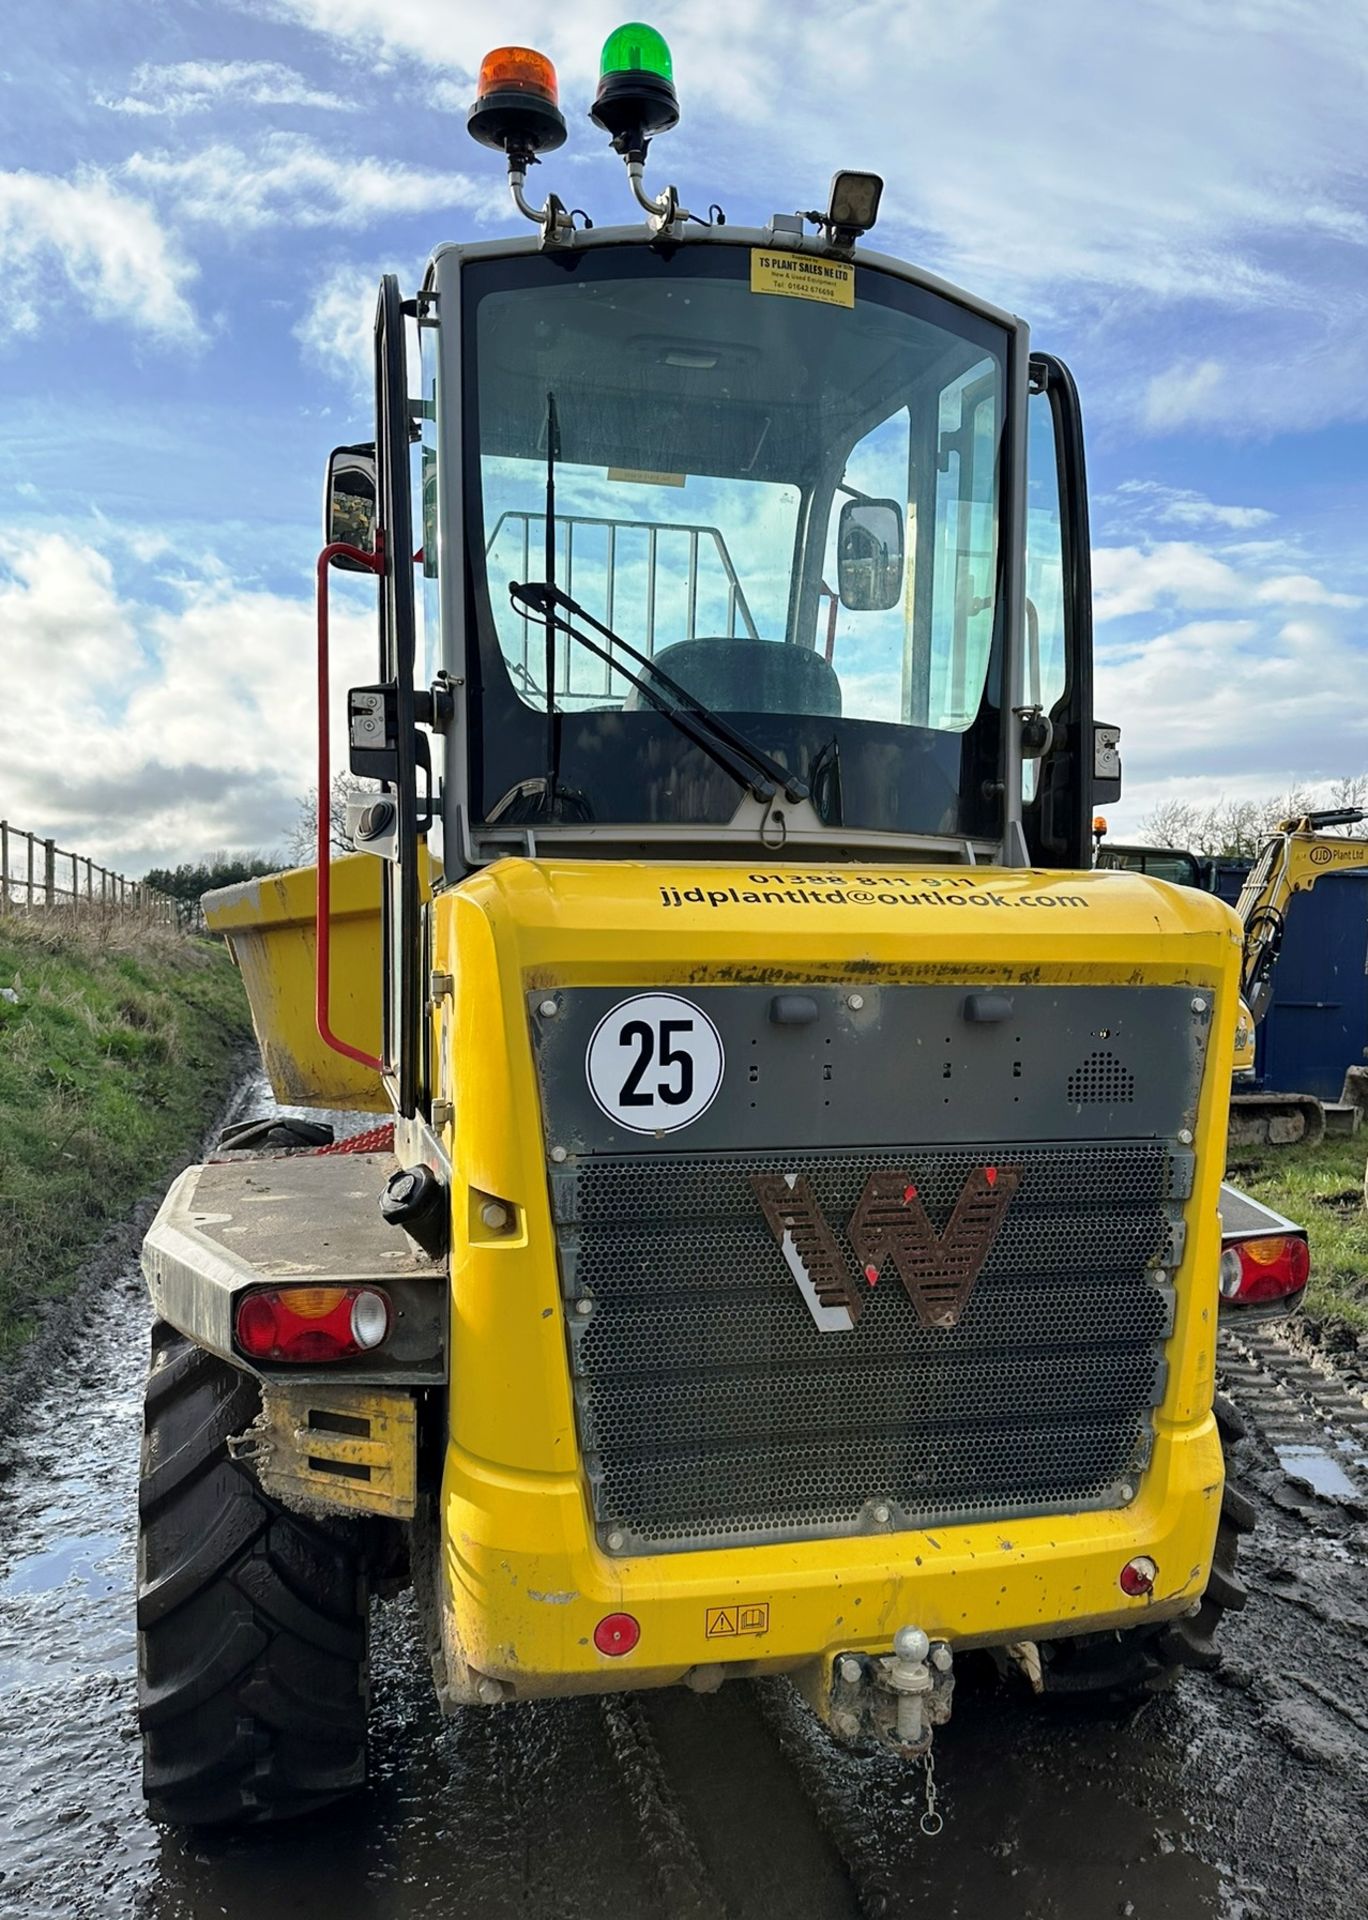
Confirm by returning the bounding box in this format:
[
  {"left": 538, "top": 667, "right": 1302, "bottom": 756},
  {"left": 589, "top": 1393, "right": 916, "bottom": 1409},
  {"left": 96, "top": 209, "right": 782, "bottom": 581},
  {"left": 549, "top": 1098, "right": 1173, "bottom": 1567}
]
[{"left": 830, "top": 1626, "right": 955, "bottom": 1756}]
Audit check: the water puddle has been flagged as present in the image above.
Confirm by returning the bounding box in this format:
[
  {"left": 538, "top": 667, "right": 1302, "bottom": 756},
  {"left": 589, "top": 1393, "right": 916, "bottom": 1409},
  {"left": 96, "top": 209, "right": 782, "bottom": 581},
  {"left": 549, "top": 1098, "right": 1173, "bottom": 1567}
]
[
  {"left": 1, "top": 1531, "right": 123, "bottom": 1599},
  {"left": 1274, "top": 1444, "right": 1362, "bottom": 1500}
]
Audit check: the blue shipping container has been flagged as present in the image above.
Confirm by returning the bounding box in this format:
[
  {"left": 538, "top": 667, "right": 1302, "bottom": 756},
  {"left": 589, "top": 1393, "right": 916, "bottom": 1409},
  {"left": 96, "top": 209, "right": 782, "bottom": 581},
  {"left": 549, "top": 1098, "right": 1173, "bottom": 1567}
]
[{"left": 1216, "top": 869, "right": 1368, "bottom": 1101}]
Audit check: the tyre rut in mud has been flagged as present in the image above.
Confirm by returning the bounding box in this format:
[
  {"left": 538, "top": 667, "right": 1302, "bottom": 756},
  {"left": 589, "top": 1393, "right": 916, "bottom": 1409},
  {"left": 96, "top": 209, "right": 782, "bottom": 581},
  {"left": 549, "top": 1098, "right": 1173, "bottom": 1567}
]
[
  {"left": 137, "top": 1321, "right": 369, "bottom": 1826},
  {"left": 1037, "top": 1393, "right": 1254, "bottom": 1701}
]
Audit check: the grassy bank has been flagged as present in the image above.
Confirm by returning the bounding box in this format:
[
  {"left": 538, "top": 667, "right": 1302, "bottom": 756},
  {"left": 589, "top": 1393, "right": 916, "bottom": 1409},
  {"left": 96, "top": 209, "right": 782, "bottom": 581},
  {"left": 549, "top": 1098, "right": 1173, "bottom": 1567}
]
[
  {"left": 1227, "top": 1133, "right": 1368, "bottom": 1334},
  {"left": 0, "top": 913, "right": 253, "bottom": 1364}
]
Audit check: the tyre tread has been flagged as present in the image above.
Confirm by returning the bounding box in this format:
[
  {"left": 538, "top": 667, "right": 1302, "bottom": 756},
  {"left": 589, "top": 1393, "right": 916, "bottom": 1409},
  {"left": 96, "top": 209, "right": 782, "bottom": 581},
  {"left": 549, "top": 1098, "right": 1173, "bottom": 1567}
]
[{"left": 137, "top": 1323, "right": 368, "bottom": 1826}]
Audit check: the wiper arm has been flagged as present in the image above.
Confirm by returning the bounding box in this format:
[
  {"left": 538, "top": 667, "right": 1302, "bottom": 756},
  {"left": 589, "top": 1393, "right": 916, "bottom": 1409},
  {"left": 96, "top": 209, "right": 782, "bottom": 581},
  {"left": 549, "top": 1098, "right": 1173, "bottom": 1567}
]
[
  {"left": 510, "top": 579, "right": 809, "bottom": 806},
  {"left": 511, "top": 582, "right": 780, "bottom": 802}
]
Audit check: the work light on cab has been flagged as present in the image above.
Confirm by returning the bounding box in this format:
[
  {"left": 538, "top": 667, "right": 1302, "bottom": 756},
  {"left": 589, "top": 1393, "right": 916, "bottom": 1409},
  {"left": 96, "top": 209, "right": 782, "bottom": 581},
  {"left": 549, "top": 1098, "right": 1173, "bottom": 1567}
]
[
  {"left": 467, "top": 45, "right": 567, "bottom": 155},
  {"left": 822, "top": 170, "right": 883, "bottom": 245},
  {"left": 591, "top": 22, "right": 679, "bottom": 152},
  {"left": 235, "top": 1285, "right": 393, "bottom": 1363}
]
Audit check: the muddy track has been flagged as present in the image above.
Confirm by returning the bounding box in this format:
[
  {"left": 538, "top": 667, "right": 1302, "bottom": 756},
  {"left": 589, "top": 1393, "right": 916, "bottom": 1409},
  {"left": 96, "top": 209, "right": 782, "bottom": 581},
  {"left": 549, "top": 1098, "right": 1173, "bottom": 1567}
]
[{"left": 2, "top": 1099, "right": 1367, "bottom": 1917}]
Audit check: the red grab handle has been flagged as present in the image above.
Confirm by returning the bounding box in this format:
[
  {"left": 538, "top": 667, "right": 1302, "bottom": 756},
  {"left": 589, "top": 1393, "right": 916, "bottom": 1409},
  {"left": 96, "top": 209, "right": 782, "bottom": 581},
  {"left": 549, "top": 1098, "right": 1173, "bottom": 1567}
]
[{"left": 316, "top": 538, "right": 386, "bottom": 1074}]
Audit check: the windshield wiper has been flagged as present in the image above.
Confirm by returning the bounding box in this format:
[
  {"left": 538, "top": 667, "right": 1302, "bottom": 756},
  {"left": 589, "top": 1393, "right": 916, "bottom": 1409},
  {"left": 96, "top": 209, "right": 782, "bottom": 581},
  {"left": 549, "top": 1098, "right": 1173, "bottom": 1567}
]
[{"left": 509, "top": 578, "right": 810, "bottom": 807}]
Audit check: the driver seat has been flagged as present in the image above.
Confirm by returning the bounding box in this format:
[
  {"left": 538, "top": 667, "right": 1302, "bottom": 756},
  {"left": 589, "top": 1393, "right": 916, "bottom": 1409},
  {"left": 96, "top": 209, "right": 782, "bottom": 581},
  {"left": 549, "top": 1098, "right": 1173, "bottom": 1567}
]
[{"left": 624, "top": 638, "right": 842, "bottom": 718}]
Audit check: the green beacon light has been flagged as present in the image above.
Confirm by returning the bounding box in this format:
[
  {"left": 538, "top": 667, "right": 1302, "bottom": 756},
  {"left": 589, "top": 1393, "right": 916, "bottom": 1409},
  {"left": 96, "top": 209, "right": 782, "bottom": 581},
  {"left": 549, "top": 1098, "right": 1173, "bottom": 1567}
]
[{"left": 591, "top": 22, "right": 679, "bottom": 153}]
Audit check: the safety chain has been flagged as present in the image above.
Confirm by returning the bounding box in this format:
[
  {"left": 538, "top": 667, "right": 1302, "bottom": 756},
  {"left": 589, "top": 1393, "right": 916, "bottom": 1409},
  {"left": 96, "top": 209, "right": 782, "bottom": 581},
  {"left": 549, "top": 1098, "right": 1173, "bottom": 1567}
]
[{"left": 919, "top": 1747, "right": 943, "bottom": 1837}]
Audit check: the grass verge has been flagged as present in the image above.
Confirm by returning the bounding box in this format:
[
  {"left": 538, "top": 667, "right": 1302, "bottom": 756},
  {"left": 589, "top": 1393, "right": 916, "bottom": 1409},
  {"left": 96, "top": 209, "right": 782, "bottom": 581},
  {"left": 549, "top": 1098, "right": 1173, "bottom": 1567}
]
[
  {"left": 0, "top": 911, "right": 253, "bottom": 1365},
  {"left": 1227, "top": 1132, "right": 1368, "bottom": 1333}
]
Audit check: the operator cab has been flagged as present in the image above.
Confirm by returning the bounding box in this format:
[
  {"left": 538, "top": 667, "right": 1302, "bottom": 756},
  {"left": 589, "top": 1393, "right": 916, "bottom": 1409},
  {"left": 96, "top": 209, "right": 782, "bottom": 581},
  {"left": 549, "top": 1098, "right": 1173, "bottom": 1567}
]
[
  {"left": 460, "top": 241, "right": 1006, "bottom": 845},
  {"left": 320, "top": 28, "right": 1121, "bottom": 1109}
]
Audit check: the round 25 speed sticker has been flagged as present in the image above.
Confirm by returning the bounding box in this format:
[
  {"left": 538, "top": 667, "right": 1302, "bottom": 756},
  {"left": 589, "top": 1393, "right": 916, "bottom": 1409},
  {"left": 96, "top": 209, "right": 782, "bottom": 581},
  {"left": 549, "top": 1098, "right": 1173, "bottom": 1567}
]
[{"left": 585, "top": 993, "right": 725, "bottom": 1134}]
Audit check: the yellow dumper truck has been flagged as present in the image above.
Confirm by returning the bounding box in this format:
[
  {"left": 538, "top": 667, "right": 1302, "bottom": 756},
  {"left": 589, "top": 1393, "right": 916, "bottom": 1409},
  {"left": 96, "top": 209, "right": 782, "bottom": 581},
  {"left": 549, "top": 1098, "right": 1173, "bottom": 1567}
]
[{"left": 137, "top": 27, "right": 1303, "bottom": 1826}]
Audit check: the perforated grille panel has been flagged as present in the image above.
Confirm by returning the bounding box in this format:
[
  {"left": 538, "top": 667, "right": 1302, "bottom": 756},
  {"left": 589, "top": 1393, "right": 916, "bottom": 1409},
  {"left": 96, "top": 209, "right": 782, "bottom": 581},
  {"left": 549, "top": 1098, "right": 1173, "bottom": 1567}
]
[
  {"left": 1067, "top": 1050, "right": 1137, "bottom": 1105},
  {"left": 556, "top": 1142, "right": 1178, "bottom": 1554}
]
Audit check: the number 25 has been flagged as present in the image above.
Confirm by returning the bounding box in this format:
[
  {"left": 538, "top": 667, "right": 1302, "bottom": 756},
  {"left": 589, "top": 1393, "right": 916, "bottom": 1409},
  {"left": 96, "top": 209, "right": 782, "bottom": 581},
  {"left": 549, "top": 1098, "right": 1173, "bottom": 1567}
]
[{"left": 619, "top": 1019, "right": 695, "bottom": 1107}]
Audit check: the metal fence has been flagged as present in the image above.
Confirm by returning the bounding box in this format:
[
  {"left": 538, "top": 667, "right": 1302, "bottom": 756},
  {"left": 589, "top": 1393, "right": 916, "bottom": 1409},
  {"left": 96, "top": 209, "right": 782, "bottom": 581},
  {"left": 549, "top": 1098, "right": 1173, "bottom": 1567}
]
[{"left": 0, "top": 820, "right": 178, "bottom": 924}]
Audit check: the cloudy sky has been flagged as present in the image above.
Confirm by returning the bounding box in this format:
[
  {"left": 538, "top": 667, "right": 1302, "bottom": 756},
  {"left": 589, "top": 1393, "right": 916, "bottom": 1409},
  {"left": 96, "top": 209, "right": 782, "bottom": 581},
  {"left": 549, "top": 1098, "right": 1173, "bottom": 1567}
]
[{"left": 3, "top": 0, "right": 1368, "bottom": 874}]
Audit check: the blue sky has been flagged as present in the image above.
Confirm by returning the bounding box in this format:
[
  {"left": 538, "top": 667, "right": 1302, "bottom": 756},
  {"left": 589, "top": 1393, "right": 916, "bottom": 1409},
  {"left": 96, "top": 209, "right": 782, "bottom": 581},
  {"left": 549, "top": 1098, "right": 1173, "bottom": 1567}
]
[{"left": 3, "top": 1, "right": 1368, "bottom": 872}]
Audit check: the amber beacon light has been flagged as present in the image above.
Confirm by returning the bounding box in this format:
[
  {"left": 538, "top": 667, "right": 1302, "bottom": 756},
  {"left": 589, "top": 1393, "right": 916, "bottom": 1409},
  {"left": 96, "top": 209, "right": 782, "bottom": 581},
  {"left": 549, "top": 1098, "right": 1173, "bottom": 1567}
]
[{"left": 467, "top": 46, "right": 567, "bottom": 155}]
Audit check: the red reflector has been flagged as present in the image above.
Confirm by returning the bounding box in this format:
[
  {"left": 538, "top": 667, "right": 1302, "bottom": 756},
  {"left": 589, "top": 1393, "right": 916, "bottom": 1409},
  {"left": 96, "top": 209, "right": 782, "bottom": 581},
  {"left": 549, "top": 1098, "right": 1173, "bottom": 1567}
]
[
  {"left": 1227, "top": 1234, "right": 1310, "bottom": 1305},
  {"left": 593, "top": 1612, "right": 640, "bottom": 1657},
  {"left": 1119, "top": 1556, "right": 1157, "bottom": 1597},
  {"left": 234, "top": 1285, "right": 391, "bottom": 1362}
]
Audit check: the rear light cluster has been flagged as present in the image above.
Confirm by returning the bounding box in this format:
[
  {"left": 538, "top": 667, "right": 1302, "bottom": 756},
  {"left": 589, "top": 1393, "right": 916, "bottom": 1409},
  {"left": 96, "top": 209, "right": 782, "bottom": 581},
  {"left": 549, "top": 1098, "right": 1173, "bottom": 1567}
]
[
  {"left": 235, "top": 1285, "right": 392, "bottom": 1362},
  {"left": 1119, "top": 1555, "right": 1157, "bottom": 1597},
  {"left": 1219, "top": 1234, "right": 1310, "bottom": 1306}
]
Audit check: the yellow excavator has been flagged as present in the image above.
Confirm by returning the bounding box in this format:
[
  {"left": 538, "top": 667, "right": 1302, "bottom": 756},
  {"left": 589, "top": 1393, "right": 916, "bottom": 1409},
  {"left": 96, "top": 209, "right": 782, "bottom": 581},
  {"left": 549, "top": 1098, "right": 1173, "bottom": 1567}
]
[
  {"left": 135, "top": 27, "right": 1308, "bottom": 1829},
  {"left": 1099, "top": 810, "right": 1368, "bottom": 1141},
  {"left": 1228, "top": 808, "right": 1368, "bottom": 1141}
]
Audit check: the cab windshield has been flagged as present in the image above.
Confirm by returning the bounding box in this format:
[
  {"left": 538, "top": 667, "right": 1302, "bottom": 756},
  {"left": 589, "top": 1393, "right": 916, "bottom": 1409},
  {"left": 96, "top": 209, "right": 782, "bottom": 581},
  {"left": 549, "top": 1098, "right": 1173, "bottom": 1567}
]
[{"left": 461, "top": 244, "right": 1009, "bottom": 840}]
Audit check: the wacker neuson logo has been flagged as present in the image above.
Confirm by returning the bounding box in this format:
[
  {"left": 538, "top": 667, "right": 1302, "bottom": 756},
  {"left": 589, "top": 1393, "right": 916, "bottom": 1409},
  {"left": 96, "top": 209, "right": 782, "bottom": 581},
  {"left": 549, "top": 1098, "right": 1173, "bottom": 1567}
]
[{"left": 752, "top": 1166, "right": 1023, "bottom": 1332}]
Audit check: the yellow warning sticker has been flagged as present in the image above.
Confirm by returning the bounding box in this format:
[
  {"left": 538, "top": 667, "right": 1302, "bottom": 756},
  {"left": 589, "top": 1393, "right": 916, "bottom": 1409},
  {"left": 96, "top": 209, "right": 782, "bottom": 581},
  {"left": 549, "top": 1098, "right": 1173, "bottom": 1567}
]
[
  {"left": 750, "top": 250, "right": 854, "bottom": 309},
  {"left": 607, "top": 467, "right": 686, "bottom": 488},
  {"left": 706, "top": 1602, "right": 771, "bottom": 1639}
]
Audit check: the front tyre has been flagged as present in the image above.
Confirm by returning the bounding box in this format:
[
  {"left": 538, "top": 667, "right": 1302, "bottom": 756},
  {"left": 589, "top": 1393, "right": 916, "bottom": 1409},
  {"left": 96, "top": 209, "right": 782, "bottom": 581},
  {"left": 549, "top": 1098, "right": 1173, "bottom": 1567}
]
[{"left": 137, "top": 1322, "right": 369, "bottom": 1826}]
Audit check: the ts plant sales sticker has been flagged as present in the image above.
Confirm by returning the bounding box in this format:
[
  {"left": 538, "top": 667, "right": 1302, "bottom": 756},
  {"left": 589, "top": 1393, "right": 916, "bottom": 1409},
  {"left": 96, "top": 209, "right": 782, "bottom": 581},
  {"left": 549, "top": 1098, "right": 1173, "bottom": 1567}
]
[
  {"left": 585, "top": 993, "right": 725, "bottom": 1134},
  {"left": 750, "top": 249, "right": 855, "bottom": 309}
]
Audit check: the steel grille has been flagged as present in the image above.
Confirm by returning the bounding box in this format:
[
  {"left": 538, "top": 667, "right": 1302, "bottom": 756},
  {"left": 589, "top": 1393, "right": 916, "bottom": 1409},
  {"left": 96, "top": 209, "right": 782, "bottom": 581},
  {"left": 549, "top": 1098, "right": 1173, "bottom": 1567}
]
[{"left": 557, "top": 1142, "right": 1179, "bottom": 1553}]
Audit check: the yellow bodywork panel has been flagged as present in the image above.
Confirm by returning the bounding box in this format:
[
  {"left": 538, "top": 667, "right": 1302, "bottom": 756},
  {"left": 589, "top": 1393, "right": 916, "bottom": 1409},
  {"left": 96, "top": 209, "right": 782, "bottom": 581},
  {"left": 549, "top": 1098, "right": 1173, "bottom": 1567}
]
[
  {"left": 205, "top": 854, "right": 387, "bottom": 1111},
  {"left": 204, "top": 849, "right": 436, "bottom": 1113},
  {"left": 428, "top": 858, "right": 1243, "bottom": 1702},
  {"left": 233, "top": 1381, "right": 417, "bottom": 1520}
]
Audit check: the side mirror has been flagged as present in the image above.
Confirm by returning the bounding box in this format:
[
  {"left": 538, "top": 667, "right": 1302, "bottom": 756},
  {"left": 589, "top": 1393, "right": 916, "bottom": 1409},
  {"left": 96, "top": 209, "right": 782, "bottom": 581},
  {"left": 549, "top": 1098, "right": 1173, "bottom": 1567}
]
[
  {"left": 837, "top": 497, "right": 904, "bottom": 611},
  {"left": 325, "top": 443, "right": 377, "bottom": 572}
]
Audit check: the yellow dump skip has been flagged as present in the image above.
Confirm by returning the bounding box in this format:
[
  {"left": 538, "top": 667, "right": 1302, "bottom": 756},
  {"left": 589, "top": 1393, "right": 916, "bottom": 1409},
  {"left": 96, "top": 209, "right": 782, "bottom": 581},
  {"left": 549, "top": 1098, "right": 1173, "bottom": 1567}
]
[{"left": 204, "top": 854, "right": 387, "bottom": 1112}]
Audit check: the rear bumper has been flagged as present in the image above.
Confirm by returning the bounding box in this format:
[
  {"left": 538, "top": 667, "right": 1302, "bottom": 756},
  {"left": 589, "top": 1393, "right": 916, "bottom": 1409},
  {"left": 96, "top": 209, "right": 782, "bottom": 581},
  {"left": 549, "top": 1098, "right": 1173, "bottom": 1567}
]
[{"left": 437, "top": 1413, "right": 1223, "bottom": 1702}]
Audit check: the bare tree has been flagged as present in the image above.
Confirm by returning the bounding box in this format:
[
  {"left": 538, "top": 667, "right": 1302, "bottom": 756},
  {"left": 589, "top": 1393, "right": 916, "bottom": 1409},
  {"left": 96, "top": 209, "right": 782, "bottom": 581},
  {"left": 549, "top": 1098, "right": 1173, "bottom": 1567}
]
[
  {"left": 1135, "top": 799, "right": 1203, "bottom": 850},
  {"left": 288, "top": 774, "right": 378, "bottom": 865},
  {"left": 1328, "top": 774, "right": 1368, "bottom": 818},
  {"left": 1138, "top": 778, "right": 1368, "bottom": 857}
]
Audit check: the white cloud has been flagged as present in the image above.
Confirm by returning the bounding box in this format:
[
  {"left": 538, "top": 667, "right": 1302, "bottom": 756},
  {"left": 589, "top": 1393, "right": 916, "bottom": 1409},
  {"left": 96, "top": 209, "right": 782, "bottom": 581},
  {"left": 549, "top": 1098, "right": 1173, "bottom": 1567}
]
[
  {"left": 1098, "top": 610, "right": 1368, "bottom": 834},
  {"left": 0, "top": 169, "right": 200, "bottom": 344},
  {"left": 1140, "top": 360, "right": 1229, "bottom": 432},
  {"left": 1093, "top": 542, "right": 1247, "bottom": 622},
  {"left": 100, "top": 59, "right": 356, "bottom": 117},
  {"left": 0, "top": 532, "right": 373, "bottom": 870},
  {"left": 1104, "top": 480, "right": 1275, "bottom": 533},
  {"left": 1092, "top": 514, "right": 1368, "bottom": 832},
  {"left": 294, "top": 260, "right": 379, "bottom": 387},
  {"left": 0, "top": 534, "right": 138, "bottom": 681},
  {"left": 1251, "top": 573, "right": 1362, "bottom": 609},
  {"left": 294, "top": 256, "right": 427, "bottom": 396},
  {"left": 257, "top": 1, "right": 1368, "bottom": 313},
  {"left": 1092, "top": 541, "right": 1363, "bottom": 623},
  {"left": 123, "top": 133, "right": 498, "bottom": 232}
]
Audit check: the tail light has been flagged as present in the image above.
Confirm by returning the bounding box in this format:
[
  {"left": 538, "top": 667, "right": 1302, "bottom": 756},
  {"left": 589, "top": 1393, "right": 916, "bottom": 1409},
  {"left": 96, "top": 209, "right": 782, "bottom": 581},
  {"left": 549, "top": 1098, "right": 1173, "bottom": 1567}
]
[
  {"left": 1219, "top": 1234, "right": 1309, "bottom": 1306},
  {"left": 1119, "top": 1555, "right": 1157, "bottom": 1597},
  {"left": 235, "top": 1285, "right": 392, "bottom": 1362}
]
